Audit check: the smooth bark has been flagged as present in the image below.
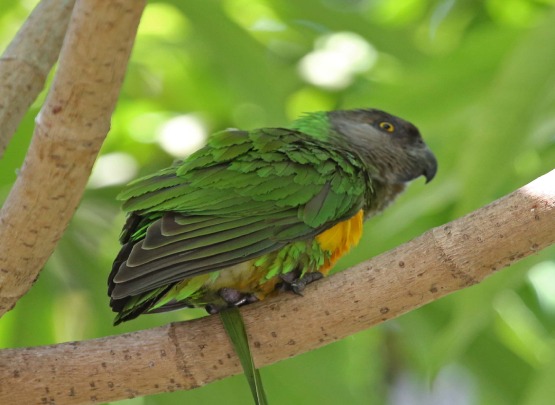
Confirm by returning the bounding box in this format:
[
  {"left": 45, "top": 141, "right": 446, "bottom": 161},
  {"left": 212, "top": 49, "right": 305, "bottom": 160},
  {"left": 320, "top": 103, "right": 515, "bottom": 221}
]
[
  {"left": 0, "top": 0, "right": 146, "bottom": 316},
  {"left": 0, "top": 0, "right": 75, "bottom": 157}
]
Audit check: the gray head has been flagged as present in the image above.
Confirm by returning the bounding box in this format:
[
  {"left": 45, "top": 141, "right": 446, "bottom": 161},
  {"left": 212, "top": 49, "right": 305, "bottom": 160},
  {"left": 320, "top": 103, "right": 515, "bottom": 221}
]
[{"left": 328, "top": 109, "right": 437, "bottom": 184}]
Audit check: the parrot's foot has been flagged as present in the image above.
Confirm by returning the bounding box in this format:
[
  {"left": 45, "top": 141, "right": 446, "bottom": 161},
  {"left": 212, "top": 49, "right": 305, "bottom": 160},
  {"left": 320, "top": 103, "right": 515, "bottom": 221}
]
[
  {"left": 278, "top": 271, "right": 323, "bottom": 296},
  {"left": 205, "top": 288, "right": 259, "bottom": 314}
]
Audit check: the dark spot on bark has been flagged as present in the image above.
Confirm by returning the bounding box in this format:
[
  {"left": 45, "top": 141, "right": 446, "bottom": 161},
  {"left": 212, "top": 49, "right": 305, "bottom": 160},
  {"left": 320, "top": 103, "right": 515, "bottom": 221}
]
[
  {"left": 287, "top": 339, "right": 296, "bottom": 345},
  {"left": 324, "top": 310, "right": 330, "bottom": 316},
  {"left": 380, "top": 307, "right": 389, "bottom": 314},
  {"left": 398, "top": 261, "right": 405, "bottom": 268},
  {"left": 13, "top": 370, "right": 19, "bottom": 378},
  {"left": 271, "top": 331, "right": 277, "bottom": 338},
  {"left": 52, "top": 106, "right": 62, "bottom": 114},
  {"left": 218, "top": 359, "right": 223, "bottom": 365},
  {"left": 430, "top": 286, "right": 438, "bottom": 293},
  {"left": 160, "top": 349, "right": 167, "bottom": 357},
  {"left": 535, "top": 214, "right": 540, "bottom": 221},
  {"left": 101, "top": 362, "right": 107, "bottom": 369},
  {"left": 253, "top": 341, "right": 261, "bottom": 348},
  {"left": 69, "top": 387, "right": 75, "bottom": 396},
  {"left": 89, "top": 381, "right": 95, "bottom": 388},
  {"left": 107, "top": 382, "right": 114, "bottom": 388},
  {"left": 90, "top": 396, "right": 97, "bottom": 402}
]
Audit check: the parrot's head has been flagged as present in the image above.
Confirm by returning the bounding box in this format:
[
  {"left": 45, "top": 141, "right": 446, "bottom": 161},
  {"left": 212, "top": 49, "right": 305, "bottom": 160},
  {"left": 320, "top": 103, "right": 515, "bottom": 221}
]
[{"left": 328, "top": 109, "right": 437, "bottom": 185}]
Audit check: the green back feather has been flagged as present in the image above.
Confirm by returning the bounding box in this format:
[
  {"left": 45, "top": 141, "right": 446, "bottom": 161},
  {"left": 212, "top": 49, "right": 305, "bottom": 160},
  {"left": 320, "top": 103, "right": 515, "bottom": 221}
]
[{"left": 290, "top": 111, "right": 331, "bottom": 140}]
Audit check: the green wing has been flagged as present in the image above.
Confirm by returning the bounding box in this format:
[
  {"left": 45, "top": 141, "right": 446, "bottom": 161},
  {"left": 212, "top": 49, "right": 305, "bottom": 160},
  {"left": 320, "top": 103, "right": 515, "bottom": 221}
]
[{"left": 109, "top": 128, "right": 367, "bottom": 301}]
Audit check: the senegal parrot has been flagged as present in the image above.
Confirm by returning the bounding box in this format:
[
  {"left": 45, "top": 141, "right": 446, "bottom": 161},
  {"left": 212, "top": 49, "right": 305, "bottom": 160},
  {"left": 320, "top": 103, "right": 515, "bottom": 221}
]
[{"left": 108, "top": 108, "right": 437, "bottom": 404}]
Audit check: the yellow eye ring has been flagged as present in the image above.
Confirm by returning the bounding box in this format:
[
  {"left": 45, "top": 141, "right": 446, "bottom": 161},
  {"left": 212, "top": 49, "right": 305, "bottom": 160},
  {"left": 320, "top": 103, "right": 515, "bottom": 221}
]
[{"left": 379, "top": 121, "right": 395, "bottom": 133}]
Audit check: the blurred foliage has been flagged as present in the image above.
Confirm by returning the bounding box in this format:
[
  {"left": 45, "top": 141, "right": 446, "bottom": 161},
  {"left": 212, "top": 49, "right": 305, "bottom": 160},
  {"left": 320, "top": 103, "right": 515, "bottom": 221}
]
[{"left": 1, "top": 0, "right": 555, "bottom": 404}]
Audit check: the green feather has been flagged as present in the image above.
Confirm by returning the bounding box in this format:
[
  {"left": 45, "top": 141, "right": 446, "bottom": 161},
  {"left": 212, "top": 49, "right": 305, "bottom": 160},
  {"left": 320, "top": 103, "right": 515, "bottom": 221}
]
[
  {"left": 219, "top": 307, "right": 268, "bottom": 405},
  {"left": 290, "top": 111, "right": 330, "bottom": 140},
  {"left": 209, "top": 129, "right": 251, "bottom": 147}
]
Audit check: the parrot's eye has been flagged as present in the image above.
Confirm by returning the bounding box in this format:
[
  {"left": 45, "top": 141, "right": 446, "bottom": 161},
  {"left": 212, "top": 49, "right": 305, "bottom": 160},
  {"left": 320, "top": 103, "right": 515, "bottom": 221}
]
[{"left": 379, "top": 122, "right": 395, "bottom": 133}]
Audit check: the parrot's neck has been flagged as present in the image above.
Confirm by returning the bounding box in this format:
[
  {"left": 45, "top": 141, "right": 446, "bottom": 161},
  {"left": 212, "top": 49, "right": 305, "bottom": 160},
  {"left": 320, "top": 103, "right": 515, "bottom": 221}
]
[
  {"left": 364, "top": 181, "right": 406, "bottom": 219},
  {"left": 290, "top": 111, "right": 332, "bottom": 141}
]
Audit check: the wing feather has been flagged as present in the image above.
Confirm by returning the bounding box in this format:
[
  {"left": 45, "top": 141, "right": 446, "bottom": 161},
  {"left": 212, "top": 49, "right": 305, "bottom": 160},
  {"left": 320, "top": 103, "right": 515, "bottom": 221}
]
[{"left": 110, "top": 127, "right": 369, "bottom": 301}]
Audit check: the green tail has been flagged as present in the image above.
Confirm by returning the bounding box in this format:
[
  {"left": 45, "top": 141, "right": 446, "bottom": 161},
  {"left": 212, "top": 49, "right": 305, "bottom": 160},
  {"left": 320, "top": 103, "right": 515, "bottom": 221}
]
[{"left": 219, "top": 307, "right": 268, "bottom": 405}]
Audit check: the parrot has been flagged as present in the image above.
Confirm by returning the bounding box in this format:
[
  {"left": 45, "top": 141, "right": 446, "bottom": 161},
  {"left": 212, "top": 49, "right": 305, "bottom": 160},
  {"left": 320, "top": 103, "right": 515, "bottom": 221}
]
[{"left": 108, "top": 108, "right": 437, "bottom": 404}]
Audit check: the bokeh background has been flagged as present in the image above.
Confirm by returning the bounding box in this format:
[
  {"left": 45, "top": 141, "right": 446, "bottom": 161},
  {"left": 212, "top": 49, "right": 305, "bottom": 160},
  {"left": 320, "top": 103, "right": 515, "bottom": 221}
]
[{"left": 1, "top": 0, "right": 555, "bottom": 404}]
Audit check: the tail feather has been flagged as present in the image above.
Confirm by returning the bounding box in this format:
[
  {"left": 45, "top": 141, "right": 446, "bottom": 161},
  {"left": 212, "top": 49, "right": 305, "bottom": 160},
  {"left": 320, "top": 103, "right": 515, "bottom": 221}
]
[{"left": 219, "top": 307, "right": 268, "bottom": 405}]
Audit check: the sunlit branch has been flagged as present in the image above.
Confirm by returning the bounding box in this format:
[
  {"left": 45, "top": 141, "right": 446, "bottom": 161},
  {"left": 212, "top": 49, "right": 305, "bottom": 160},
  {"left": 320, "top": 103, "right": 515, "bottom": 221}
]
[
  {"left": 0, "top": 170, "right": 553, "bottom": 405},
  {"left": 0, "top": 0, "right": 146, "bottom": 316},
  {"left": 0, "top": 0, "right": 75, "bottom": 158}
]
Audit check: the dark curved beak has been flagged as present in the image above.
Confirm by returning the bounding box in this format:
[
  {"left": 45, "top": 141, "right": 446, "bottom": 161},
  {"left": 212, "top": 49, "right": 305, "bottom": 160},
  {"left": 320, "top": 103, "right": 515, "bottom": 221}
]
[{"left": 423, "top": 149, "right": 438, "bottom": 183}]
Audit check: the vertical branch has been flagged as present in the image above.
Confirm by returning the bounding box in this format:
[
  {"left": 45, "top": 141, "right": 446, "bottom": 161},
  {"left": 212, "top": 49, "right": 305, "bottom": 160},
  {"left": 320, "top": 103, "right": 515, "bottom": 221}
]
[
  {"left": 0, "top": 0, "right": 76, "bottom": 157},
  {"left": 0, "top": 0, "right": 146, "bottom": 316}
]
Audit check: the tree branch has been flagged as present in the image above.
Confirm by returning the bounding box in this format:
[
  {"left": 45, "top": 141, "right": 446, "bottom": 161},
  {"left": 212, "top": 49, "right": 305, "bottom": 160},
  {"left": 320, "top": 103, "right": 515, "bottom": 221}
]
[
  {"left": 0, "top": 0, "right": 76, "bottom": 158},
  {"left": 0, "top": 170, "right": 553, "bottom": 405},
  {"left": 0, "top": 0, "right": 145, "bottom": 316}
]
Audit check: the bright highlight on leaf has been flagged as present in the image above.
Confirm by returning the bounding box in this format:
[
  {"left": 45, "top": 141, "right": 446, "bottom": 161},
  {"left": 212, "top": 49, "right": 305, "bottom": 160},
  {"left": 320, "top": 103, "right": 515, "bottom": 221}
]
[
  {"left": 157, "top": 115, "right": 208, "bottom": 158},
  {"left": 88, "top": 153, "right": 139, "bottom": 189},
  {"left": 528, "top": 261, "right": 555, "bottom": 314},
  {"left": 298, "top": 32, "right": 377, "bottom": 89}
]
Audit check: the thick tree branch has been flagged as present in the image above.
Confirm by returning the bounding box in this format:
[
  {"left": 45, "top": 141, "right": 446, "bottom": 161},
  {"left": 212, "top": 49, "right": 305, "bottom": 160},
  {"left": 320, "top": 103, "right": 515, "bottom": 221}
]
[
  {"left": 0, "top": 0, "right": 75, "bottom": 157},
  {"left": 0, "top": 0, "right": 145, "bottom": 316},
  {"left": 0, "top": 170, "right": 553, "bottom": 405}
]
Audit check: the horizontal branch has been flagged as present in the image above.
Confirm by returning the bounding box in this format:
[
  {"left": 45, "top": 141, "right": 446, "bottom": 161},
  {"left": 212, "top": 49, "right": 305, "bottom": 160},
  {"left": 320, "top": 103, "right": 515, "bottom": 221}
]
[
  {"left": 0, "top": 0, "right": 75, "bottom": 157},
  {"left": 0, "top": 170, "right": 553, "bottom": 405},
  {"left": 0, "top": 0, "right": 145, "bottom": 316}
]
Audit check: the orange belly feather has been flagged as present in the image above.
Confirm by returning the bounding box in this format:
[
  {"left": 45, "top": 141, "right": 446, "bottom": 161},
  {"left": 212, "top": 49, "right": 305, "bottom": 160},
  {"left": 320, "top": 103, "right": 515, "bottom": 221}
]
[{"left": 315, "top": 209, "right": 364, "bottom": 275}]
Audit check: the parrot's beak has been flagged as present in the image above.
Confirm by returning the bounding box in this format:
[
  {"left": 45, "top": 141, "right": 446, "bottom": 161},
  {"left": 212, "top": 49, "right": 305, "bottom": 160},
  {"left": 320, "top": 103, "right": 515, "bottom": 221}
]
[{"left": 423, "top": 149, "right": 438, "bottom": 183}]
